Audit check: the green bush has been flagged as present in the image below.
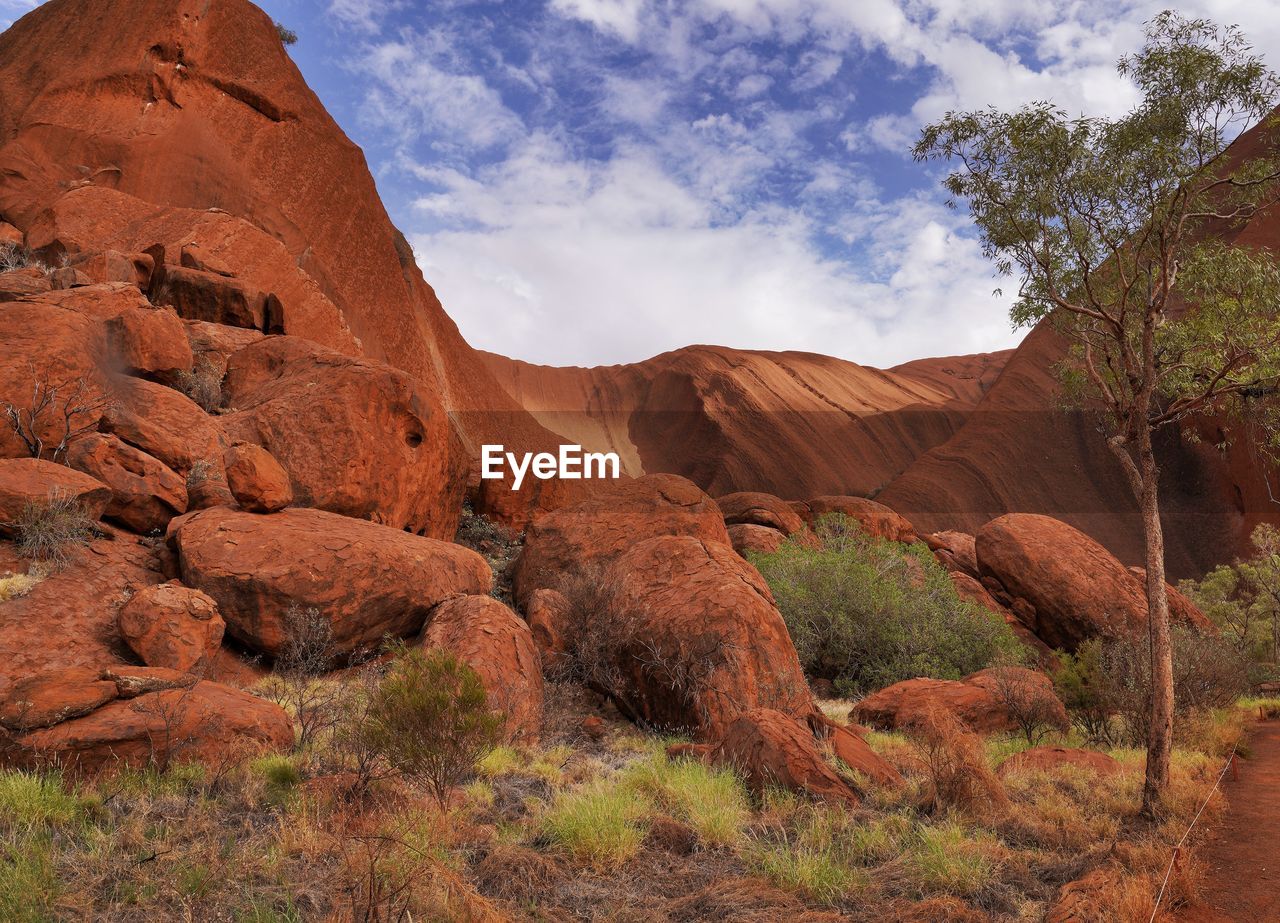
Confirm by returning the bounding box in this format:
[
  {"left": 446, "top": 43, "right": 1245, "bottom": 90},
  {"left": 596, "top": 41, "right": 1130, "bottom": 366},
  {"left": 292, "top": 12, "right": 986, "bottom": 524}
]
[
  {"left": 359, "top": 645, "right": 502, "bottom": 807},
  {"left": 749, "top": 515, "right": 1020, "bottom": 695}
]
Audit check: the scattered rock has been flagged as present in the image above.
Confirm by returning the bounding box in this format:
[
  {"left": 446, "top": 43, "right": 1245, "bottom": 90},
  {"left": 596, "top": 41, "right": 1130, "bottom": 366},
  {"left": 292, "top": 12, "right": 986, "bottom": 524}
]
[
  {"left": 997, "top": 746, "right": 1122, "bottom": 778},
  {"left": 0, "top": 667, "right": 118, "bottom": 731},
  {"left": 172, "top": 506, "right": 490, "bottom": 657},
  {"left": 224, "top": 442, "right": 292, "bottom": 513},
  {"left": 816, "top": 717, "right": 903, "bottom": 788},
  {"left": 711, "top": 708, "right": 858, "bottom": 804},
  {"left": 853, "top": 667, "right": 1068, "bottom": 736},
  {"left": 117, "top": 582, "right": 225, "bottom": 673},
  {"left": 106, "top": 304, "right": 193, "bottom": 379},
  {"left": 513, "top": 474, "right": 730, "bottom": 606},
  {"left": 0, "top": 458, "right": 111, "bottom": 536},
  {"left": 421, "top": 595, "right": 544, "bottom": 743},
  {"left": 926, "top": 530, "right": 979, "bottom": 577},
  {"left": 67, "top": 433, "right": 187, "bottom": 534},
  {"left": 727, "top": 523, "right": 787, "bottom": 557}
]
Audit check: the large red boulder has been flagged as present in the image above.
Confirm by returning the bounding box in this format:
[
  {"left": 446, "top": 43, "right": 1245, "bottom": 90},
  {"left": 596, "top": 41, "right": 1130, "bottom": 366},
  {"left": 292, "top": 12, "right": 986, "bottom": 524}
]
[
  {"left": 0, "top": 268, "right": 50, "bottom": 300},
  {"left": 976, "top": 513, "right": 1196, "bottom": 651},
  {"left": 100, "top": 375, "right": 226, "bottom": 475},
  {"left": 106, "top": 303, "right": 193, "bottom": 380},
  {"left": 710, "top": 709, "right": 858, "bottom": 804},
  {"left": 220, "top": 337, "right": 463, "bottom": 538},
  {"left": 421, "top": 595, "right": 544, "bottom": 743},
  {"left": 512, "top": 474, "right": 730, "bottom": 606},
  {"left": 815, "top": 717, "right": 904, "bottom": 788},
  {"left": 75, "top": 250, "right": 154, "bottom": 288},
  {"left": 155, "top": 264, "right": 276, "bottom": 331},
  {"left": 5, "top": 679, "right": 292, "bottom": 773},
  {"left": 0, "top": 666, "right": 119, "bottom": 731},
  {"left": 223, "top": 442, "right": 292, "bottom": 514},
  {"left": 66, "top": 433, "right": 187, "bottom": 534},
  {"left": 0, "top": 458, "right": 111, "bottom": 535},
  {"left": 717, "top": 492, "right": 805, "bottom": 535},
  {"left": 926, "top": 531, "right": 978, "bottom": 577},
  {"left": 807, "top": 496, "right": 917, "bottom": 543},
  {"left": 853, "top": 667, "right": 1068, "bottom": 735},
  {"left": 589, "top": 534, "right": 812, "bottom": 737},
  {"left": 117, "top": 582, "right": 225, "bottom": 673},
  {"left": 171, "top": 507, "right": 490, "bottom": 657},
  {"left": 184, "top": 320, "right": 263, "bottom": 380},
  {"left": 727, "top": 523, "right": 787, "bottom": 557}
]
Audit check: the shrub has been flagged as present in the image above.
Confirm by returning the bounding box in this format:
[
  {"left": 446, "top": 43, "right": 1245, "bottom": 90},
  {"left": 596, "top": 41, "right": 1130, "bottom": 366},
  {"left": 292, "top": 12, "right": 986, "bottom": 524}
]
[
  {"left": 1053, "top": 640, "right": 1116, "bottom": 745},
  {"left": 11, "top": 490, "right": 95, "bottom": 570},
  {"left": 454, "top": 501, "right": 522, "bottom": 604},
  {"left": 907, "top": 704, "right": 1008, "bottom": 817},
  {"left": 261, "top": 604, "right": 342, "bottom": 752},
  {"left": 620, "top": 751, "right": 750, "bottom": 846},
  {"left": 987, "top": 661, "right": 1066, "bottom": 745},
  {"left": 359, "top": 645, "right": 502, "bottom": 807},
  {"left": 750, "top": 515, "right": 1020, "bottom": 695},
  {"left": 0, "top": 243, "right": 34, "bottom": 273},
  {"left": 0, "top": 572, "right": 41, "bottom": 603},
  {"left": 174, "top": 356, "right": 224, "bottom": 414},
  {"left": 274, "top": 22, "right": 298, "bottom": 45}
]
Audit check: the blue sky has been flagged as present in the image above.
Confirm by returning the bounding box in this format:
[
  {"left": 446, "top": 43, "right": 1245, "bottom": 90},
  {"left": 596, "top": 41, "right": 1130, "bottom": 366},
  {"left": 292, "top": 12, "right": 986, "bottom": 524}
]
[{"left": 5, "top": 0, "right": 1280, "bottom": 367}]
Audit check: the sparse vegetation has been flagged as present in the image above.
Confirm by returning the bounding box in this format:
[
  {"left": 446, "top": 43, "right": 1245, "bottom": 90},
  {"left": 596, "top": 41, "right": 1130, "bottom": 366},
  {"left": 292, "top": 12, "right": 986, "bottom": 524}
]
[
  {"left": 274, "top": 22, "right": 298, "bottom": 46},
  {"left": 10, "top": 490, "right": 95, "bottom": 570},
  {"left": 750, "top": 514, "right": 1021, "bottom": 695},
  {"left": 359, "top": 644, "right": 503, "bottom": 807},
  {"left": 0, "top": 570, "right": 42, "bottom": 603},
  {"left": 454, "top": 500, "right": 522, "bottom": 604},
  {"left": 173, "top": 355, "right": 225, "bottom": 414},
  {"left": 2, "top": 367, "right": 113, "bottom": 463},
  {"left": 0, "top": 243, "right": 36, "bottom": 273}
]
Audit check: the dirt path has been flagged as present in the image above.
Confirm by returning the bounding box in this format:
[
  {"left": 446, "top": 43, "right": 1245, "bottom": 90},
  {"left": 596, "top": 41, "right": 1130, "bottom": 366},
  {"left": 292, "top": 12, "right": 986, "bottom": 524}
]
[{"left": 1177, "top": 720, "right": 1280, "bottom": 922}]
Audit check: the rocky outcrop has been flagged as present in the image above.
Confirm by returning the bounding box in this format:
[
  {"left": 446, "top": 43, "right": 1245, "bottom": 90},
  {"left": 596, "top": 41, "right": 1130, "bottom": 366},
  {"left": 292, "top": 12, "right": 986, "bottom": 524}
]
[
  {"left": 526, "top": 588, "right": 572, "bottom": 674},
  {"left": 926, "top": 530, "right": 978, "bottom": 577},
  {"left": 105, "top": 303, "right": 192, "bottom": 380},
  {"left": 717, "top": 492, "right": 805, "bottom": 535},
  {"left": 3, "top": 675, "right": 292, "bottom": 773},
  {"left": 997, "top": 746, "right": 1121, "bottom": 778},
  {"left": 171, "top": 507, "right": 491, "bottom": 657},
  {"left": 0, "top": 458, "right": 111, "bottom": 534},
  {"left": 806, "top": 496, "right": 918, "bottom": 543},
  {"left": 101, "top": 375, "right": 225, "bottom": 476},
  {"left": 853, "top": 667, "right": 1068, "bottom": 735},
  {"left": 513, "top": 474, "right": 730, "bottom": 606},
  {"left": 221, "top": 337, "right": 462, "bottom": 538},
  {"left": 709, "top": 709, "right": 859, "bottom": 804},
  {"left": 948, "top": 572, "right": 1055, "bottom": 665},
  {"left": 727, "top": 523, "right": 787, "bottom": 557},
  {"left": 67, "top": 434, "right": 187, "bottom": 534},
  {"left": 223, "top": 442, "right": 292, "bottom": 514},
  {"left": 421, "top": 595, "right": 544, "bottom": 743},
  {"left": 117, "top": 582, "right": 225, "bottom": 673},
  {"left": 588, "top": 535, "right": 812, "bottom": 737}
]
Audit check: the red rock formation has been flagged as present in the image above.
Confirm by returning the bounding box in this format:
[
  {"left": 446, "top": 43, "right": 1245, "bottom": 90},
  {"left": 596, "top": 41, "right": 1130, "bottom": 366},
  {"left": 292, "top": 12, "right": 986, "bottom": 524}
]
[
  {"left": 717, "top": 491, "right": 806, "bottom": 534},
  {"left": 709, "top": 708, "right": 859, "bottom": 804},
  {"left": 853, "top": 667, "right": 1068, "bottom": 735},
  {"left": 997, "top": 746, "right": 1121, "bottom": 778},
  {"left": 117, "top": 582, "right": 225, "bottom": 673},
  {"left": 171, "top": 507, "right": 491, "bottom": 657},
  {"left": 806, "top": 495, "right": 918, "bottom": 543},
  {"left": 926, "top": 530, "right": 978, "bottom": 577},
  {"left": 67, "top": 434, "right": 188, "bottom": 534},
  {"left": 223, "top": 442, "right": 292, "bottom": 514},
  {"left": 727, "top": 523, "right": 787, "bottom": 556},
  {"left": 421, "top": 595, "right": 544, "bottom": 743}
]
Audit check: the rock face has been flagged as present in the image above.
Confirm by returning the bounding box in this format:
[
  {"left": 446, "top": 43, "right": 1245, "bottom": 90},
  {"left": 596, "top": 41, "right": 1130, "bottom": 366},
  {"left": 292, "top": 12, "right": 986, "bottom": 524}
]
[
  {"left": 591, "top": 535, "right": 812, "bottom": 736},
  {"left": 709, "top": 709, "right": 859, "bottom": 804},
  {"left": 421, "top": 595, "right": 544, "bottom": 743},
  {"left": 223, "top": 442, "right": 292, "bottom": 514},
  {"left": 526, "top": 588, "right": 572, "bottom": 673},
  {"left": 221, "top": 337, "right": 461, "bottom": 537},
  {"left": 727, "top": 523, "right": 787, "bottom": 557},
  {"left": 925, "top": 531, "right": 978, "bottom": 577},
  {"left": 0, "top": 458, "right": 111, "bottom": 534},
  {"left": 853, "top": 667, "right": 1068, "bottom": 735},
  {"left": 717, "top": 492, "right": 805, "bottom": 535},
  {"left": 4, "top": 677, "right": 292, "bottom": 773},
  {"left": 806, "top": 496, "right": 918, "bottom": 543},
  {"left": 513, "top": 474, "right": 730, "bottom": 606},
  {"left": 171, "top": 507, "right": 491, "bottom": 657},
  {"left": 117, "top": 582, "right": 225, "bottom": 673},
  {"left": 975, "top": 513, "right": 1206, "bottom": 651},
  {"left": 106, "top": 304, "right": 192, "bottom": 379},
  {"left": 101, "top": 375, "right": 225, "bottom": 476},
  {"left": 67, "top": 433, "right": 187, "bottom": 534}
]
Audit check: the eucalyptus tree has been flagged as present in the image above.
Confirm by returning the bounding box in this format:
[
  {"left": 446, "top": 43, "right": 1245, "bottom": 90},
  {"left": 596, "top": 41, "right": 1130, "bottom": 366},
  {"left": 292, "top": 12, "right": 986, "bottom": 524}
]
[{"left": 914, "top": 12, "right": 1280, "bottom": 814}]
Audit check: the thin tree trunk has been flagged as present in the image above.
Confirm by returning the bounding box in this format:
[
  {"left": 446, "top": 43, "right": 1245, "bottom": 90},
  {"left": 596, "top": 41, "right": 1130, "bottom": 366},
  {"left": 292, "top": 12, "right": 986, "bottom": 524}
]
[{"left": 1139, "top": 435, "right": 1174, "bottom": 817}]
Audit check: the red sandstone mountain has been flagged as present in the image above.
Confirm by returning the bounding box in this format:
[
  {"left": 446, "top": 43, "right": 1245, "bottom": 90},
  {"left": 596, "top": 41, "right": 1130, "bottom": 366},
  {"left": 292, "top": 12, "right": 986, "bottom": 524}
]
[{"left": 0, "top": 0, "right": 572, "bottom": 526}]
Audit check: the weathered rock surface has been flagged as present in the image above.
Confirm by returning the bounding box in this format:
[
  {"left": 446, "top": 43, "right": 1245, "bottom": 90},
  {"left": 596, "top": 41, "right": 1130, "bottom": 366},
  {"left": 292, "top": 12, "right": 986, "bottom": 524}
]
[
  {"left": 997, "top": 746, "right": 1122, "bottom": 778},
  {"left": 221, "top": 337, "right": 462, "bottom": 538},
  {"left": 926, "top": 530, "right": 978, "bottom": 577},
  {"left": 106, "top": 304, "right": 192, "bottom": 379},
  {"left": 223, "top": 442, "right": 292, "bottom": 514},
  {"left": 155, "top": 264, "right": 276, "bottom": 331},
  {"left": 0, "top": 458, "right": 111, "bottom": 535},
  {"left": 727, "top": 523, "right": 787, "bottom": 557},
  {"left": 513, "top": 474, "right": 730, "bottom": 606},
  {"left": 710, "top": 709, "right": 859, "bottom": 803},
  {"left": 526, "top": 587, "right": 572, "bottom": 673},
  {"left": 101, "top": 375, "right": 225, "bottom": 475},
  {"left": 118, "top": 582, "right": 225, "bottom": 673},
  {"left": 171, "top": 507, "right": 491, "bottom": 657},
  {"left": 421, "top": 595, "right": 544, "bottom": 743},
  {"left": 0, "top": 667, "right": 119, "bottom": 731},
  {"left": 807, "top": 496, "right": 918, "bottom": 543},
  {"left": 591, "top": 535, "right": 811, "bottom": 736},
  {"left": 717, "top": 491, "right": 805, "bottom": 535},
  {"left": 6, "top": 679, "right": 292, "bottom": 773},
  {"left": 67, "top": 433, "right": 187, "bottom": 534},
  {"left": 948, "top": 571, "right": 1055, "bottom": 665},
  {"left": 853, "top": 667, "right": 1068, "bottom": 735}
]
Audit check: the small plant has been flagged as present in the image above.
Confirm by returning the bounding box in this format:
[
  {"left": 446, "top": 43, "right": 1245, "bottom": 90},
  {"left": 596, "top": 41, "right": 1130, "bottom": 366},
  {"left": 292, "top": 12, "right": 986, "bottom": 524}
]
[
  {"left": 454, "top": 501, "right": 522, "bottom": 603},
  {"left": 174, "top": 356, "right": 225, "bottom": 414},
  {"left": 0, "top": 571, "right": 42, "bottom": 603},
  {"left": 262, "top": 604, "right": 341, "bottom": 752},
  {"left": 0, "top": 243, "right": 35, "bottom": 273},
  {"left": 538, "top": 779, "right": 651, "bottom": 868},
  {"left": 274, "top": 22, "right": 298, "bottom": 46},
  {"left": 620, "top": 751, "right": 749, "bottom": 846},
  {"left": 907, "top": 705, "right": 1008, "bottom": 817},
  {"left": 359, "top": 645, "right": 502, "bottom": 807},
  {"left": 987, "top": 661, "right": 1067, "bottom": 745},
  {"left": 2, "top": 366, "right": 113, "bottom": 463},
  {"left": 11, "top": 490, "right": 95, "bottom": 570}
]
